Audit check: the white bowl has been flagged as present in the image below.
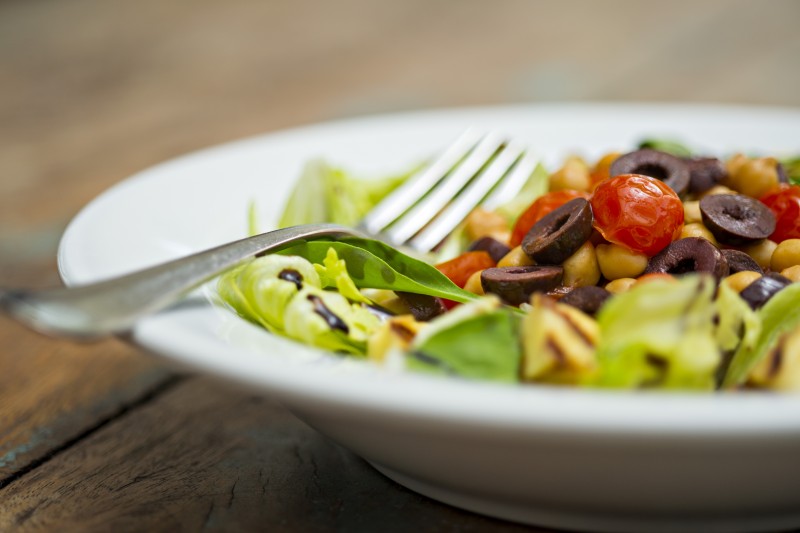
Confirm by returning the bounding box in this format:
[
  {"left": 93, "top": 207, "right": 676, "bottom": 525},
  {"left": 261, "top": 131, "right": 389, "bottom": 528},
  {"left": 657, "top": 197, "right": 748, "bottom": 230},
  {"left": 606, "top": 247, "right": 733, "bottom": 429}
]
[{"left": 58, "top": 103, "right": 800, "bottom": 533}]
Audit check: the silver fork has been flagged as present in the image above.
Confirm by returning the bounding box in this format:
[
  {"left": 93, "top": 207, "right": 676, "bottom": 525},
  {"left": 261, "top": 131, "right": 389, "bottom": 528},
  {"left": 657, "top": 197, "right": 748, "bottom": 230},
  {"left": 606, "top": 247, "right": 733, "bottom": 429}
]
[{"left": 0, "top": 130, "right": 536, "bottom": 339}]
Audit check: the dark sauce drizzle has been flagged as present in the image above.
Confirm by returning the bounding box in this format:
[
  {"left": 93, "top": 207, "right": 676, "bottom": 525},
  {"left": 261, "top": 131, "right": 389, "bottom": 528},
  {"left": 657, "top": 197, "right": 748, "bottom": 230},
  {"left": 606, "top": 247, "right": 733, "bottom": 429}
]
[
  {"left": 307, "top": 295, "right": 349, "bottom": 333},
  {"left": 278, "top": 269, "right": 304, "bottom": 290}
]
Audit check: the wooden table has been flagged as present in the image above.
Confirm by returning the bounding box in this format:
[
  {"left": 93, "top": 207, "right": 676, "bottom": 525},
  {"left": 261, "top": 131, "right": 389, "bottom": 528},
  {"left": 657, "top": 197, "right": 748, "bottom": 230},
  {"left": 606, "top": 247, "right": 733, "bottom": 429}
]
[{"left": 2, "top": 1, "right": 798, "bottom": 530}]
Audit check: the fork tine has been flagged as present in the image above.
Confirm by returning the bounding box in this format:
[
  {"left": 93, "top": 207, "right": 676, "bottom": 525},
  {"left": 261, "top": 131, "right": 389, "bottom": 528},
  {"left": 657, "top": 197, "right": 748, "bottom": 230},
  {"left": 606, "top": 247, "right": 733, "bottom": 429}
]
[
  {"left": 359, "top": 128, "right": 483, "bottom": 235},
  {"left": 480, "top": 150, "right": 539, "bottom": 210},
  {"left": 381, "top": 132, "right": 506, "bottom": 245},
  {"left": 407, "top": 141, "right": 525, "bottom": 252}
]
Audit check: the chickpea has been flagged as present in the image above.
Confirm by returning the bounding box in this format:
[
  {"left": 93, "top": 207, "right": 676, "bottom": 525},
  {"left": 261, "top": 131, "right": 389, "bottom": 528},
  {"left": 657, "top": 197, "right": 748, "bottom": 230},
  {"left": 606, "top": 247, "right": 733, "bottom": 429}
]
[
  {"left": 771, "top": 239, "right": 800, "bottom": 272},
  {"left": 683, "top": 201, "right": 703, "bottom": 224},
  {"left": 723, "top": 155, "right": 780, "bottom": 199},
  {"left": 562, "top": 242, "right": 600, "bottom": 288},
  {"left": 605, "top": 277, "right": 637, "bottom": 294},
  {"left": 781, "top": 265, "right": 800, "bottom": 283},
  {"left": 741, "top": 239, "right": 778, "bottom": 270},
  {"left": 487, "top": 230, "right": 511, "bottom": 246},
  {"left": 498, "top": 246, "right": 536, "bottom": 268},
  {"left": 697, "top": 184, "right": 737, "bottom": 199},
  {"left": 595, "top": 243, "right": 648, "bottom": 280},
  {"left": 463, "top": 269, "right": 485, "bottom": 295},
  {"left": 680, "top": 223, "right": 718, "bottom": 246},
  {"left": 721, "top": 271, "right": 762, "bottom": 293},
  {"left": 549, "top": 157, "right": 591, "bottom": 192},
  {"left": 465, "top": 208, "right": 508, "bottom": 241},
  {"left": 635, "top": 273, "right": 676, "bottom": 286},
  {"left": 725, "top": 153, "right": 749, "bottom": 177}
]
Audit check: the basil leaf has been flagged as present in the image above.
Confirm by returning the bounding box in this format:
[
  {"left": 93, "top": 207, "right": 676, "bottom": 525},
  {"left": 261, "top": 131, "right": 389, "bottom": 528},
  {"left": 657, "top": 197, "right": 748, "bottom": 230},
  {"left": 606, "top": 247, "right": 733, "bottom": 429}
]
[
  {"left": 408, "top": 309, "right": 521, "bottom": 383},
  {"left": 280, "top": 237, "right": 478, "bottom": 303}
]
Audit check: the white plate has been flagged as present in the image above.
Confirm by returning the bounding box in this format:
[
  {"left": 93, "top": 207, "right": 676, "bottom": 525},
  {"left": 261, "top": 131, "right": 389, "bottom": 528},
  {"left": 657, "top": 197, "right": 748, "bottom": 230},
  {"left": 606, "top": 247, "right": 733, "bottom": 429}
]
[{"left": 59, "top": 103, "right": 800, "bottom": 533}]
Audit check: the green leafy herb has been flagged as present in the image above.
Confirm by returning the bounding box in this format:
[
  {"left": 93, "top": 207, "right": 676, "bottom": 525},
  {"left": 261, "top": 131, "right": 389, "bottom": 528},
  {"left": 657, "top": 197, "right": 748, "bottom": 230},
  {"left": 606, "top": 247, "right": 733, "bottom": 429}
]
[
  {"left": 408, "top": 298, "right": 521, "bottom": 382},
  {"left": 279, "top": 237, "right": 478, "bottom": 303}
]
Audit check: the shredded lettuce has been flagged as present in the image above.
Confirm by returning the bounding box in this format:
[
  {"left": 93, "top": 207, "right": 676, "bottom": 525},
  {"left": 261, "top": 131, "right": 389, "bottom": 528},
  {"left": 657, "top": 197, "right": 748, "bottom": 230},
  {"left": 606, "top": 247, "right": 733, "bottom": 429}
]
[
  {"left": 217, "top": 252, "right": 381, "bottom": 355},
  {"left": 278, "top": 159, "right": 412, "bottom": 228},
  {"left": 594, "top": 276, "right": 720, "bottom": 390},
  {"left": 314, "top": 247, "right": 370, "bottom": 304},
  {"left": 217, "top": 255, "right": 320, "bottom": 332},
  {"left": 723, "top": 283, "right": 800, "bottom": 388}
]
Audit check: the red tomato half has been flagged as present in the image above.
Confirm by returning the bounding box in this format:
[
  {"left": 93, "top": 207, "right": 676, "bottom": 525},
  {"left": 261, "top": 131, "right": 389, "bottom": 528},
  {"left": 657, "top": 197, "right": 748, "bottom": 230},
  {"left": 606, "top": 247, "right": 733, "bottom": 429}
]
[
  {"left": 760, "top": 184, "right": 800, "bottom": 242},
  {"left": 591, "top": 174, "right": 684, "bottom": 256},
  {"left": 435, "top": 251, "right": 496, "bottom": 288}
]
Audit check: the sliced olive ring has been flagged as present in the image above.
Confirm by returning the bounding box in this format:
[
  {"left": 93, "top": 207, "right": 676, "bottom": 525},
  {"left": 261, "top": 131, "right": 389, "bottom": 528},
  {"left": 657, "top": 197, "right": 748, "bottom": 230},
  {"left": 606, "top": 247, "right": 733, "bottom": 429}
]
[
  {"left": 740, "top": 273, "right": 792, "bottom": 310},
  {"left": 720, "top": 249, "right": 763, "bottom": 275},
  {"left": 481, "top": 266, "right": 563, "bottom": 306},
  {"left": 521, "top": 197, "right": 593, "bottom": 265},
  {"left": 468, "top": 236, "right": 511, "bottom": 263},
  {"left": 686, "top": 157, "right": 727, "bottom": 194},
  {"left": 645, "top": 237, "right": 729, "bottom": 281},
  {"left": 395, "top": 291, "right": 447, "bottom": 322},
  {"left": 699, "top": 194, "right": 776, "bottom": 246},
  {"left": 609, "top": 149, "right": 690, "bottom": 197},
  {"left": 558, "top": 285, "right": 611, "bottom": 316}
]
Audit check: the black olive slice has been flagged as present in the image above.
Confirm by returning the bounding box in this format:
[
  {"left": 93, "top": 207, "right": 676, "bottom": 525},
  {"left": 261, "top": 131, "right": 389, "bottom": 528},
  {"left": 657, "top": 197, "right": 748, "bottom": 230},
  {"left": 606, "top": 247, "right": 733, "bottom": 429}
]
[
  {"left": 467, "top": 236, "right": 511, "bottom": 263},
  {"left": 720, "top": 249, "right": 763, "bottom": 275},
  {"left": 699, "top": 194, "right": 776, "bottom": 246},
  {"left": 481, "top": 266, "right": 563, "bottom": 306},
  {"left": 739, "top": 273, "right": 792, "bottom": 310},
  {"left": 645, "top": 237, "right": 729, "bottom": 280},
  {"left": 609, "top": 149, "right": 690, "bottom": 197},
  {"left": 686, "top": 157, "right": 727, "bottom": 194},
  {"left": 559, "top": 285, "right": 611, "bottom": 316},
  {"left": 395, "top": 292, "right": 447, "bottom": 322},
  {"left": 521, "top": 198, "right": 593, "bottom": 265}
]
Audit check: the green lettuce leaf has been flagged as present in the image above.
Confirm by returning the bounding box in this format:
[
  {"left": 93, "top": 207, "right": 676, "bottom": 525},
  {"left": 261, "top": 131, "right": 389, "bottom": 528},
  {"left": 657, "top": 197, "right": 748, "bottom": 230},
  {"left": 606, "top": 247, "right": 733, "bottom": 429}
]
[
  {"left": 217, "top": 255, "right": 321, "bottom": 332},
  {"left": 282, "top": 285, "right": 378, "bottom": 354},
  {"left": 278, "top": 159, "right": 411, "bottom": 228},
  {"left": 723, "top": 283, "right": 800, "bottom": 388},
  {"left": 407, "top": 298, "right": 521, "bottom": 382},
  {"left": 313, "top": 247, "right": 370, "bottom": 303},
  {"left": 594, "top": 275, "right": 720, "bottom": 390},
  {"left": 279, "top": 237, "right": 478, "bottom": 303}
]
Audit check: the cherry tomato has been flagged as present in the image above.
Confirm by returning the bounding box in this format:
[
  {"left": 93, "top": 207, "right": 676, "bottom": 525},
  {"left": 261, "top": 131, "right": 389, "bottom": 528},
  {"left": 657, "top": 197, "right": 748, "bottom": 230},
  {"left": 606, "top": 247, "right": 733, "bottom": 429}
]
[
  {"left": 760, "top": 184, "right": 800, "bottom": 242},
  {"left": 591, "top": 174, "right": 684, "bottom": 256},
  {"left": 510, "top": 190, "right": 591, "bottom": 247},
  {"left": 435, "top": 251, "right": 495, "bottom": 288}
]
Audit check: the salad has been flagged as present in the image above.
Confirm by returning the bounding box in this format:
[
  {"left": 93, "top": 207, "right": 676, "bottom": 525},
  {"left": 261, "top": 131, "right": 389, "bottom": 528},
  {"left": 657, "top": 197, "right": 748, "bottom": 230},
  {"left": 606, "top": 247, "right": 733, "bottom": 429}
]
[{"left": 217, "top": 141, "right": 800, "bottom": 391}]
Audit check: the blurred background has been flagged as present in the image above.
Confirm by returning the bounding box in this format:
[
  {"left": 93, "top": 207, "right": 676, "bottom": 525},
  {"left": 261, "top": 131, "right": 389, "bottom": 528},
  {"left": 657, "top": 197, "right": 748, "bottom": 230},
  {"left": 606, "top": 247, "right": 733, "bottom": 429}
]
[{"left": 1, "top": 0, "right": 799, "bottom": 285}]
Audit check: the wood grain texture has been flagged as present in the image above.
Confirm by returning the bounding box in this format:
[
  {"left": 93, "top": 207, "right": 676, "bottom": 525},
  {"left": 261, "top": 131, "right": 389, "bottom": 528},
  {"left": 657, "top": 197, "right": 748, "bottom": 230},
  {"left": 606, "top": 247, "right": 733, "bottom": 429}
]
[
  {"left": 1, "top": 0, "right": 799, "bottom": 529},
  {"left": 0, "top": 378, "right": 538, "bottom": 532},
  {"left": 0, "top": 318, "right": 176, "bottom": 482}
]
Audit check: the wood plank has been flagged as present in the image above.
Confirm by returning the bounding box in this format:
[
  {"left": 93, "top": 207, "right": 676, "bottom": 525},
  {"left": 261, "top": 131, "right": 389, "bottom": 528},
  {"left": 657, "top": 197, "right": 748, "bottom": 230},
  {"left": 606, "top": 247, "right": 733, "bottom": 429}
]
[
  {"left": 0, "top": 378, "right": 537, "bottom": 532},
  {"left": 0, "top": 316, "right": 176, "bottom": 482}
]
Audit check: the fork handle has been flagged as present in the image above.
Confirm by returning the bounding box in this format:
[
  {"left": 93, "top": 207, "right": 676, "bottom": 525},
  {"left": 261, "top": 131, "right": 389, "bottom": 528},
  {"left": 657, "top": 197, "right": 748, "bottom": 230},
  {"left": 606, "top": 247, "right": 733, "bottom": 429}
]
[{"left": 2, "top": 224, "right": 358, "bottom": 340}]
